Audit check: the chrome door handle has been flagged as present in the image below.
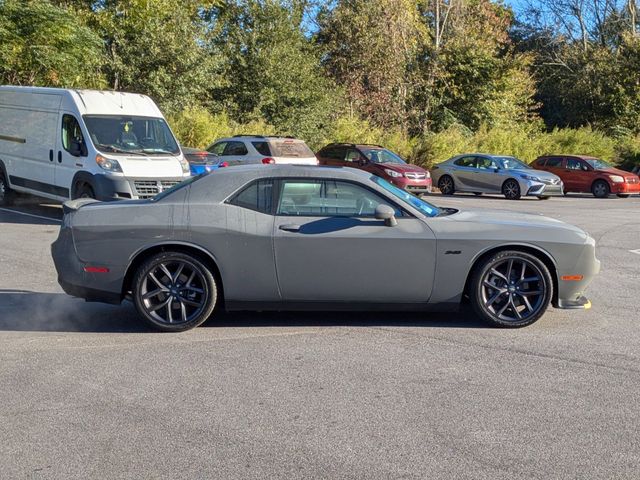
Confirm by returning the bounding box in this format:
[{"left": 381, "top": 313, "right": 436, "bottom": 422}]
[{"left": 279, "top": 224, "right": 301, "bottom": 232}]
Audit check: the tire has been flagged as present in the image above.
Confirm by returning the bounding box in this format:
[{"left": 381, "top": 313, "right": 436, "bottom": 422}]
[
  {"left": 75, "top": 184, "right": 95, "bottom": 200},
  {"left": 469, "top": 250, "right": 553, "bottom": 328},
  {"left": 0, "top": 171, "right": 14, "bottom": 206},
  {"left": 591, "top": 180, "right": 610, "bottom": 198},
  {"left": 473, "top": 192, "right": 482, "bottom": 196},
  {"left": 133, "top": 251, "right": 218, "bottom": 332},
  {"left": 502, "top": 179, "right": 521, "bottom": 200},
  {"left": 617, "top": 194, "right": 630, "bottom": 198},
  {"left": 537, "top": 196, "right": 550, "bottom": 200},
  {"left": 438, "top": 175, "right": 455, "bottom": 195}
]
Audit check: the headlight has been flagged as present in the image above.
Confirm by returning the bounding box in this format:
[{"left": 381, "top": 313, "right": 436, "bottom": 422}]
[
  {"left": 385, "top": 169, "right": 402, "bottom": 178},
  {"left": 519, "top": 174, "right": 541, "bottom": 182},
  {"left": 95, "top": 154, "right": 122, "bottom": 173},
  {"left": 609, "top": 175, "right": 624, "bottom": 183},
  {"left": 180, "top": 159, "right": 190, "bottom": 174}
]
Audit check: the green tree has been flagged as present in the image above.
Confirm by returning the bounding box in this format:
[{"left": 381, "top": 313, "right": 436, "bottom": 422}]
[
  {"left": 207, "top": 0, "right": 337, "bottom": 146},
  {"left": 0, "top": 0, "right": 105, "bottom": 87}
]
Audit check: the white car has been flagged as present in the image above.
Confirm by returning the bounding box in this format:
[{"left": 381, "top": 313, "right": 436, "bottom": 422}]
[
  {"left": 206, "top": 135, "right": 318, "bottom": 166},
  {"left": 0, "top": 86, "right": 190, "bottom": 204}
]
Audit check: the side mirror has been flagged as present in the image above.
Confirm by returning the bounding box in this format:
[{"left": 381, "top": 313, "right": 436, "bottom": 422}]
[
  {"left": 358, "top": 157, "right": 368, "bottom": 167},
  {"left": 494, "top": 167, "right": 500, "bottom": 173},
  {"left": 375, "top": 204, "right": 397, "bottom": 227},
  {"left": 69, "top": 140, "right": 83, "bottom": 157}
]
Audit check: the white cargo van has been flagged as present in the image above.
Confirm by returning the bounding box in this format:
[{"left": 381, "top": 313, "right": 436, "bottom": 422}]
[{"left": 0, "top": 86, "right": 190, "bottom": 204}]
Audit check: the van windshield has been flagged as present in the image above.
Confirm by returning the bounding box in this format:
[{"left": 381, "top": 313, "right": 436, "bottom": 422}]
[{"left": 83, "top": 115, "right": 180, "bottom": 155}]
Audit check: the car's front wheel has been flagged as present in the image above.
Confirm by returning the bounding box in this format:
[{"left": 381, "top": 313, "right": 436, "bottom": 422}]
[
  {"left": 592, "top": 180, "right": 610, "bottom": 198},
  {"left": 617, "top": 194, "right": 630, "bottom": 198},
  {"left": 438, "top": 175, "right": 455, "bottom": 195},
  {"left": 470, "top": 250, "right": 553, "bottom": 328},
  {"left": 502, "top": 179, "right": 521, "bottom": 200},
  {"left": 133, "top": 251, "right": 218, "bottom": 332}
]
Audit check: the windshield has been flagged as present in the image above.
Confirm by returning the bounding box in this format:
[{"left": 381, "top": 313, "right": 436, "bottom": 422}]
[
  {"left": 361, "top": 148, "right": 406, "bottom": 165},
  {"left": 497, "top": 156, "right": 531, "bottom": 170},
  {"left": 371, "top": 176, "right": 439, "bottom": 217},
  {"left": 84, "top": 115, "right": 180, "bottom": 155},
  {"left": 584, "top": 158, "right": 612, "bottom": 170}
]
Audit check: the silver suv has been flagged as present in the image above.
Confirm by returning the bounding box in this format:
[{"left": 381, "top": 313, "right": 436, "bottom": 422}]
[{"left": 206, "top": 135, "right": 318, "bottom": 166}]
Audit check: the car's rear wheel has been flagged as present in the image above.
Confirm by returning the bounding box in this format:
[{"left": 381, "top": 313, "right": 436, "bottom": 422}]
[
  {"left": 473, "top": 192, "right": 482, "bottom": 196},
  {"left": 470, "top": 250, "right": 553, "bottom": 328},
  {"left": 537, "top": 195, "right": 550, "bottom": 200},
  {"left": 0, "top": 171, "right": 14, "bottom": 206},
  {"left": 133, "top": 252, "right": 217, "bottom": 332},
  {"left": 438, "top": 175, "right": 455, "bottom": 195},
  {"left": 592, "top": 180, "right": 610, "bottom": 198},
  {"left": 502, "top": 179, "right": 521, "bottom": 200}
]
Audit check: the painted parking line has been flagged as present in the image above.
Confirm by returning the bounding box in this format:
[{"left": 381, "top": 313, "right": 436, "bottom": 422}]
[
  {"left": 630, "top": 249, "right": 640, "bottom": 255},
  {"left": 0, "top": 207, "right": 61, "bottom": 223}
]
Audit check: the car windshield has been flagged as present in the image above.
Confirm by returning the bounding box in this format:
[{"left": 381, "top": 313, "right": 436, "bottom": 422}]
[
  {"left": 584, "top": 158, "right": 612, "bottom": 170},
  {"left": 84, "top": 115, "right": 180, "bottom": 155},
  {"left": 361, "top": 148, "right": 406, "bottom": 165},
  {"left": 371, "top": 176, "right": 439, "bottom": 217},
  {"left": 497, "top": 156, "right": 531, "bottom": 170}
]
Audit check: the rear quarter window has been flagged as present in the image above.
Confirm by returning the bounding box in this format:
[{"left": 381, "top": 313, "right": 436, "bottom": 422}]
[
  {"left": 269, "top": 140, "right": 314, "bottom": 158},
  {"left": 227, "top": 180, "right": 274, "bottom": 214}
]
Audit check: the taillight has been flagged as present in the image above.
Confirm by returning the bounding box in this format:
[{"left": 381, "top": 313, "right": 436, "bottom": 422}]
[
  {"left": 262, "top": 158, "right": 275, "bottom": 164},
  {"left": 220, "top": 161, "right": 228, "bottom": 168}
]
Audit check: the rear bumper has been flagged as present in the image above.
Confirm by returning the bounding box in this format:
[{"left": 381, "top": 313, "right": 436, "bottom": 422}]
[{"left": 51, "top": 228, "right": 124, "bottom": 305}]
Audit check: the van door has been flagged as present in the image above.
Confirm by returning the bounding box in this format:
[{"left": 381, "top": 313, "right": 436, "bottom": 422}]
[{"left": 55, "top": 112, "right": 89, "bottom": 199}]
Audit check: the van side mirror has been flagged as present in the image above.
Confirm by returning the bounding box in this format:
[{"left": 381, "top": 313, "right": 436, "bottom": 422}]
[
  {"left": 69, "top": 140, "right": 86, "bottom": 157},
  {"left": 375, "top": 204, "right": 397, "bottom": 227}
]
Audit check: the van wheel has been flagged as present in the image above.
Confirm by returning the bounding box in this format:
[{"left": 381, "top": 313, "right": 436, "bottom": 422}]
[
  {"left": 75, "top": 184, "right": 95, "bottom": 200},
  {"left": 0, "top": 172, "right": 14, "bottom": 206}
]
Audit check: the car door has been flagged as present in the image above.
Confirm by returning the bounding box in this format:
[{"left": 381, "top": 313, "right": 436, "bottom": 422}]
[
  {"left": 272, "top": 178, "right": 437, "bottom": 303},
  {"left": 472, "top": 155, "right": 501, "bottom": 192},
  {"left": 55, "top": 112, "right": 89, "bottom": 198},
  {"left": 320, "top": 146, "right": 348, "bottom": 167},
  {"left": 220, "top": 140, "right": 250, "bottom": 166},
  {"left": 564, "top": 157, "right": 591, "bottom": 192},
  {"left": 451, "top": 156, "right": 478, "bottom": 190}
]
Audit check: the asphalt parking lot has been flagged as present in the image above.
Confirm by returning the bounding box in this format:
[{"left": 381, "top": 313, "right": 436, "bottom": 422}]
[{"left": 0, "top": 192, "right": 639, "bottom": 479}]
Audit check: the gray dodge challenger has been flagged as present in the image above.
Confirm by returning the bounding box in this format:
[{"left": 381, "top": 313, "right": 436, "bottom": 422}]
[{"left": 52, "top": 165, "right": 600, "bottom": 332}]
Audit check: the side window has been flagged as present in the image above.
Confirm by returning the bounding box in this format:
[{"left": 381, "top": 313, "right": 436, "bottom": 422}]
[
  {"left": 476, "top": 156, "right": 497, "bottom": 169},
  {"left": 277, "top": 180, "right": 400, "bottom": 217},
  {"left": 223, "top": 141, "right": 248, "bottom": 156},
  {"left": 321, "top": 147, "right": 345, "bottom": 160},
  {"left": 61, "top": 114, "right": 87, "bottom": 157},
  {"left": 546, "top": 157, "right": 564, "bottom": 168},
  {"left": 252, "top": 141, "right": 271, "bottom": 156},
  {"left": 228, "top": 180, "right": 274, "bottom": 214},
  {"left": 454, "top": 156, "right": 476, "bottom": 168},
  {"left": 345, "top": 149, "right": 361, "bottom": 163},
  {"left": 567, "top": 158, "right": 582, "bottom": 170},
  {"left": 208, "top": 142, "right": 226, "bottom": 155}
]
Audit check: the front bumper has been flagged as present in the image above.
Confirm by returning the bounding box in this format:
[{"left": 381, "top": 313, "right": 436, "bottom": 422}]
[
  {"left": 612, "top": 181, "right": 640, "bottom": 195},
  {"left": 93, "top": 174, "right": 188, "bottom": 201},
  {"left": 556, "top": 295, "right": 592, "bottom": 309},
  {"left": 553, "top": 241, "right": 600, "bottom": 309},
  {"left": 389, "top": 177, "right": 433, "bottom": 193},
  {"left": 525, "top": 181, "right": 564, "bottom": 197}
]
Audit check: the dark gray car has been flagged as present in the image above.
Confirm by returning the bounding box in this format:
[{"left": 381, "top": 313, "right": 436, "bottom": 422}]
[{"left": 52, "top": 165, "right": 599, "bottom": 332}]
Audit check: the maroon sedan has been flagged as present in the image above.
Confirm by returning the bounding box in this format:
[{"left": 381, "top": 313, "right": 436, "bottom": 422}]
[{"left": 316, "top": 143, "right": 432, "bottom": 194}]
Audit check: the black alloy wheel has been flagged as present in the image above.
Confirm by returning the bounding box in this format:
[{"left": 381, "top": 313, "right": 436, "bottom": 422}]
[
  {"left": 470, "top": 250, "right": 552, "bottom": 328},
  {"left": 133, "top": 252, "right": 218, "bottom": 332},
  {"left": 438, "top": 175, "right": 455, "bottom": 195},
  {"left": 502, "top": 179, "right": 521, "bottom": 200},
  {"left": 591, "top": 180, "right": 610, "bottom": 198}
]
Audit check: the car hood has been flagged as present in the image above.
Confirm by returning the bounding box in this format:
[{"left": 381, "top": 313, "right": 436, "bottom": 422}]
[
  {"left": 509, "top": 168, "right": 561, "bottom": 182},
  {"left": 444, "top": 208, "right": 587, "bottom": 237},
  {"left": 376, "top": 163, "right": 427, "bottom": 173},
  {"left": 599, "top": 166, "right": 638, "bottom": 178}
]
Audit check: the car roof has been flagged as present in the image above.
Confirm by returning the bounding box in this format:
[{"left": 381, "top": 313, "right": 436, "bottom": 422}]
[
  {"left": 320, "top": 143, "right": 384, "bottom": 149},
  {"left": 538, "top": 154, "right": 599, "bottom": 160},
  {"left": 215, "top": 135, "right": 305, "bottom": 141}
]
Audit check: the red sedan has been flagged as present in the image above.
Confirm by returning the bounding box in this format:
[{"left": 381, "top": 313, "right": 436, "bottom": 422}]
[
  {"left": 532, "top": 155, "right": 640, "bottom": 198},
  {"left": 316, "top": 143, "right": 432, "bottom": 194}
]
